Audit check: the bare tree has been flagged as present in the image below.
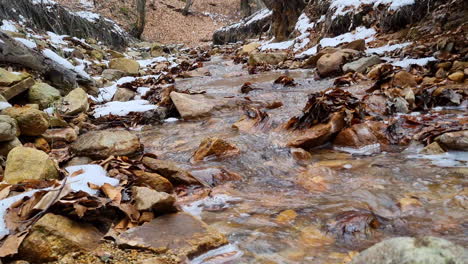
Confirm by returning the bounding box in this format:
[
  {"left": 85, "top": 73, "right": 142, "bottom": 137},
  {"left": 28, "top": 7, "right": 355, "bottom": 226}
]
[
  {"left": 240, "top": 0, "right": 252, "bottom": 18},
  {"left": 262, "top": 0, "right": 306, "bottom": 41},
  {"left": 182, "top": 0, "right": 194, "bottom": 16},
  {"left": 131, "top": 0, "right": 147, "bottom": 39}
]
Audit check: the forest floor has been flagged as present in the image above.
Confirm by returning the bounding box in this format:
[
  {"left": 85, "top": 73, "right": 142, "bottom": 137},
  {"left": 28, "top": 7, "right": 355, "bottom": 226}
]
[{"left": 56, "top": 0, "right": 241, "bottom": 46}]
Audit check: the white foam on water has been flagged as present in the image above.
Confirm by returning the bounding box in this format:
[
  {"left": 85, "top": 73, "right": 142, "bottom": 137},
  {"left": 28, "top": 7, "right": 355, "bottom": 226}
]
[
  {"left": 408, "top": 151, "right": 468, "bottom": 167},
  {"left": 182, "top": 194, "right": 242, "bottom": 218},
  {"left": 334, "top": 143, "right": 381, "bottom": 155},
  {"left": 190, "top": 244, "right": 243, "bottom": 264}
]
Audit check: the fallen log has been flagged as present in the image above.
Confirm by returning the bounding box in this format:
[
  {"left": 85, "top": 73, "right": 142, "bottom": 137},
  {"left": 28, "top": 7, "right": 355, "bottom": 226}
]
[{"left": 0, "top": 31, "right": 93, "bottom": 94}]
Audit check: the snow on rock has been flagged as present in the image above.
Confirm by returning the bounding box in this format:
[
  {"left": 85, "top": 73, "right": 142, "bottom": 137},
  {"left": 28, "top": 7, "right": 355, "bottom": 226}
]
[
  {"left": 392, "top": 57, "right": 437, "bottom": 68},
  {"left": 138, "top": 56, "right": 168, "bottom": 68},
  {"left": 42, "top": 48, "right": 90, "bottom": 78},
  {"left": 330, "top": 0, "right": 415, "bottom": 18},
  {"left": 293, "top": 14, "right": 314, "bottom": 51},
  {"left": 14, "top": 38, "right": 37, "bottom": 49},
  {"left": 72, "top": 11, "right": 101, "bottom": 22},
  {"left": 190, "top": 244, "right": 243, "bottom": 264},
  {"left": 0, "top": 102, "right": 12, "bottom": 111},
  {"left": 1, "top": 20, "right": 18, "bottom": 32},
  {"left": 260, "top": 39, "right": 295, "bottom": 51},
  {"left": 93, "top": 100, "right": 157, "bottom": 118},
  {"left": 366, "top": 42, "right": 411, "bottom": 54},
  {"left": 47, "top": 31, "right": 68, "bottom": 46},
  {"left": 31, "top": 0, "right": 57, "bottom": 5},
  {"left": 221, "top": 9, "right": 272, "bottom": 32},
  {"left": 65, "top": 165, "right": 119, "bottom": 195},
  {"left": 298, "top": 26, "right": 376, "bottom": 57}
]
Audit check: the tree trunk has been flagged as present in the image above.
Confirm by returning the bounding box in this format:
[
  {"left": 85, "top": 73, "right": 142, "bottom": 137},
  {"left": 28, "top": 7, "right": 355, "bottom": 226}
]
[
  {"left": 131, "top": 0, "right": 146, "bottom": 39},
  {"left": 182, "top": 0, "right": 194, "bottom": 16},
  {"left": 262, "top": 0, "right": 306, "bottom": 41},
  {"left": 240, "top": 0, "right": 252, "bottom": 18}
]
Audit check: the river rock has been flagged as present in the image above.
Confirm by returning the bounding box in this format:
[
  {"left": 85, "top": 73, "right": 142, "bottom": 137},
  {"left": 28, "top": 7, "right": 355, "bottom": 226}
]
[
  {"left": 436, "top": 130, "right": 468, "bottom": 151},
  {"left": 342, "top": 56, "right": 381, "bottom": 73},
  {"left": 334, "top": 121, "right": 387, "bottom": 148},
  {"left": 133, "top": 170, "right": 174, "bottom": 193},
  {"left": 193, "top": 137, "right": 239, "bottom": 161},
  {"left": 248, "top": 52, "right": 287, "bottom": 66},
  {"left": 4, "top": 146, "right": 58, "bottom": 184},
  {"left": 150, "top": 43, "right": 166, "bottom": 57},
  {"left": 102, "top": 69, "right": 125, "bottom": 81},
  {"left": 2, "top": 106, "right": 49, "bottom": 136},
  {"left": 350, "top": 236, "right": 467, "bottom": 264},
  {"left": 393, "top": 71, "right": 417, "bottom": 87},
  {"left": 19, "top": 213, "right": 103, "bottom": 263},
  {"left": 451, "top": 61, "right": 468, "bottom": 72},
  {"left": 142, "top": 157, "right": 199, "bottom": 185},
  {"left": 109, "top": 58, "right": 140, "bottom": 75},
  {"left": 59, "top": 88, "right": 89, "bottom": 115},
  {"left": 448, "top": 71, "right": 465, "bottom": 82},
  {"left": 341, "top": 39, "right": 366, "bottom": 51},
  {"left": 0, "top": 115, "right": 18, "bottom": 141},
  {"left": 170, "top": 92, "right": 234, "bottom": 119},
  {"left": 317, "top": 52, "right": 345, "bottom": 77},
  {"left": 117, "top": 212, "right": 227, "bottom": 258},
  {"left": 240, "top": 42, "right": 261, "bottom": 55},
  {"left": 0, "top": 68, "right": 28, "bottom": 86},
  {"left": 0, "top": 137, "right": 22, "bottom": 156},
  {"left": 112, "top": 87, "right": 135, "bottom": 102},
  {"left": 71, "top": 130, "right": 140, "bottom": 159},
  {"left": 132, "top": 186, "right": 176, "bottom": 212},
  {"left": 42, "top": 127, "right": 78, "bottom": 143},
  {"left": 288, "top": 112, "right": 345, "bottom": 149},
  {"left": 420, "top": 142, "right": 446, "bottom": 155},
  {"left": 28, "top": 82, "right": 61, "bottom": 109}
]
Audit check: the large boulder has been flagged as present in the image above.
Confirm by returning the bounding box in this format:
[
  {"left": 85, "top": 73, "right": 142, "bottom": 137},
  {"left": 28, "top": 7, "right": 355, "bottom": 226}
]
[
  {"left": 317, "top": 52, "right": 345, "bottom": 77},
  {"left": 4, "top": 146, "right": 59, "bottom": 184},
  {"left": 0, "top": 68, "right": 27, "bottom": 86},
  {"left": 436, "top": 130, "right": 468, "bottom": 151},
  {"left": 71, "top": 130, "right": 140, "bottom": 159},
  {"left": 28, "top": 82, "right": 61, "bottom": 109},
  {"left": 170, "top": 92, "right": 235, "bottom": 119},
  {"left": 350, "top": 236, "right": 467, "bottom": 264},
  {"left": 240, "top": 42, "right": 261, "bottom": 55},
  {"left": 2, "top": 106, "right": 49, "bottom": 136},
  {"left": 333, "top": 121, "right": 387, "bottom": 147},
  {"left": 248, "top": 52, "right": 288, "bottom": 66},
  {"left": 59, "top": 88, "right": 89, "bottom": 115},
  {"left": 19, "top": 213, "right": 103, "bottom": 263},
  {"left": 102, "top": 69, "right": 125, "bottom": 81},
  {"left": 0, "top": 115, "right": 18, "bottom": 142},
  {"left": 108, "top": 58, "right": 140, "bottom": 75},
  {"left": 117, "top": 212, "right": 227, "bottom": 258}
]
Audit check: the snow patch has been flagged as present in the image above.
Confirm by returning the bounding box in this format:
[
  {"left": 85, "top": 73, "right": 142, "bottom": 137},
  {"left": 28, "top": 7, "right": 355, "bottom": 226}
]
[
  {"left": 392, "top": 57, "right": 437, "bottom": 68},
  {"left": 1, "top": 20, "right": 18, "bottom": 32},
  {"left": 93, "top": 100, "right": 157, "bottom": 118},
  {"left": 42, "top": 49, "right": 90, "bottom": 78},
  {"left": 366, "top": 42, "right": 411, "bottom": 54},
  {"left": 65, "top": 165, "right": 119, "bottom": 195},
  {"left": 0, "top": 102, "right": 12, "bottom": 110},
  {"left": 14, "top": 38, "right": 37, "bottom": 49}
]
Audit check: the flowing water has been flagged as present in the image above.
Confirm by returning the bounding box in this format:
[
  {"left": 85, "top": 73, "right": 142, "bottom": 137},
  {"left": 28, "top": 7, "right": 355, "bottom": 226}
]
[{"left": 139, "top": 57, "right": 467, "bottom": 264}]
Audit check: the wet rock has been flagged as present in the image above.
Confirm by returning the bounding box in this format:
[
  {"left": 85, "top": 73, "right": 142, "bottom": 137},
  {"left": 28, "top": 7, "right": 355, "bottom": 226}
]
[
  {"left": 317, "top": 52, "right": 345, "bottom": 77},
  {"left": 398, "top": 197, "right": 423, "bottom": 212},
  {"left": 102, "top": 69, "right": 125, "bottom": 81},
  {"left": 71, "top": 130, "right": 140, "bottom": 159},
  {"left": 240, "top": 42, "right": 261, "bottom": 55},
  {"left": 28, "top": 82, "right": 61, "bottom": 109},
  {"left": 302, "top": 47, "right": 339, "bottom": 68},
  {"left": 436, "top": 130, "right": 468, "bottom": 151},
  {"left": 288, "top": 112, "right": 345, "bottom": 149},
  {"left": 341, "top": 39, "right": 366, "bottom": 51},
  {"left": 170, "top": 92, "right": 234, "bottom": 119},
  {"left": 42, "top": 127, "right": 78, "bottom": 143},
  {"left": 420, "top": 142, "right": 446, "bottom": 155},
  {"left": 117, "top": 212, "right": 227, "bottom": 257},
  {"left": 112, "top": 87, "right": 135, "bottom": 102},
  {"left": 190, "top": 167, "right": 242, "bottom": 186},
  {"left": 59, "top": 88, "right": 89, "bottom": 115},
  {"left": 0, "top": 137, "right": 22, "bottom": 156},
  {"left": 393, "top": 71, "right": 417, "bottom": 87},
  {"left": 142, "top": 157, "right": 199, "bottom": 185},
  {"left": 193, "top": 137, "right": 239, "bottom": 161},
  {"left": 350, "top": 236, "right": 467, "bottom": 264},
  {"left": 19, "top": 213, "right": 103, "bottom": 263},
  {"left": 0, "top": 115, "right": 18, "bottom": 141},
  {"left": 133, "top": 170, "right": 174, "bottom": 193},
  {"left": 248, "top": 52, "right": 287, "bottom": 66},
  {"left": 2, "top": 106, "right": 49, "bottom": 136},
  {"left": 342, "top": 56, "right": 381, "bottom": 73},
  {"left": 334, "top": 121, "right": 387, "bottom": 147},
  {"left": 108, "top": 58, "right": 140, "bottom": 75},
  {"left": 4, "top": 146, "right": 59, "bottom": 184},
  {"left": 291, "top": 148, "right": 312, "bottom": 160},
  {"left": 451, "top": 61, "right": 468, "bottom": 72},
  {"left": 448, "top": 71, "right": 465, "bottom": 82},
  {"left": 132, "top": 186, "right": 176, "bottom": 212}
]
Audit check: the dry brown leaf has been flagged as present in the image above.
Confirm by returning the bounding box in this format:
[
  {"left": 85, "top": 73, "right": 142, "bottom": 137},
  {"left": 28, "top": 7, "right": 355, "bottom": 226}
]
[
  {"left": 101, "top": 183, "right": 122, "bottom": 203},
  {"left": 0, "top": 230, "right": 28, "bottom": 257}
]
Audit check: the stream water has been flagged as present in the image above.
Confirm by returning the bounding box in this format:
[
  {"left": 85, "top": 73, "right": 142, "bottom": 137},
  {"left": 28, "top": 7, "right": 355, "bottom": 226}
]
[{"left": 139, "top": 57, "right": 467, "bottom": 264}]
